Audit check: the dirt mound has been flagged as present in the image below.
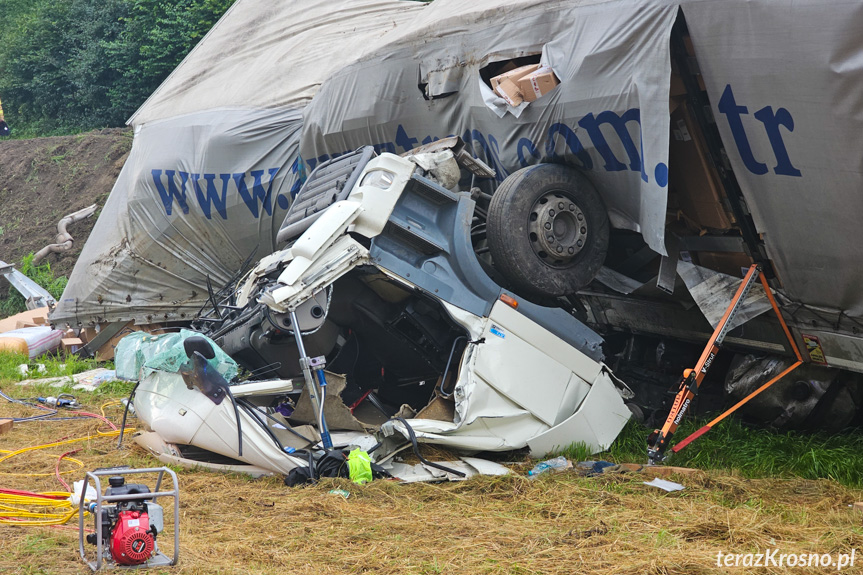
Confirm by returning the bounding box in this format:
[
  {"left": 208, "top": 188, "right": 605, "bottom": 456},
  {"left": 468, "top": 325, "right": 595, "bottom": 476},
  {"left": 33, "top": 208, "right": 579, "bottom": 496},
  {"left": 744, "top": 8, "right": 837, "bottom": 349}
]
[{"left": 0, "top": 128, "right": 132, "bottom": 278}]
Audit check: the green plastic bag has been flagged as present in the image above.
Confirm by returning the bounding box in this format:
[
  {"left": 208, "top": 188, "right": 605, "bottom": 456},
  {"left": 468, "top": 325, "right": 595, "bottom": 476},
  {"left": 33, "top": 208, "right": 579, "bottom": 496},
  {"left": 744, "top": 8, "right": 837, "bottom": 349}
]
[
  {"left": 114, "top": 329, "right": 237, "bottom": 382},
  {"left": 347, "top": 449, "right": 373, "bottom": 484}
]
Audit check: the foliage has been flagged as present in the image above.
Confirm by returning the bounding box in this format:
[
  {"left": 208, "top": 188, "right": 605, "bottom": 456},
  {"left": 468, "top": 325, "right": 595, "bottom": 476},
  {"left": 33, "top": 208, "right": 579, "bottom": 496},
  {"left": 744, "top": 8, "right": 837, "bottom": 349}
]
[
  {"left": 0, "top": 0, "right": 235, "bottom": 137},
  {"left": 0, "top": 253, "right": 68, "bottom": 317}
]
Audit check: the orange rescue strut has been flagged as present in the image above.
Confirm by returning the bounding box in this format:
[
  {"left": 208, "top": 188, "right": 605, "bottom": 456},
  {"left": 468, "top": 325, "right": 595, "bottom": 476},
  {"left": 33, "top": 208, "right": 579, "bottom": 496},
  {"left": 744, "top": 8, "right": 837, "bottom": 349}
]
[{"left": 646, "top": 264, "right": 803, "bottom": 464}]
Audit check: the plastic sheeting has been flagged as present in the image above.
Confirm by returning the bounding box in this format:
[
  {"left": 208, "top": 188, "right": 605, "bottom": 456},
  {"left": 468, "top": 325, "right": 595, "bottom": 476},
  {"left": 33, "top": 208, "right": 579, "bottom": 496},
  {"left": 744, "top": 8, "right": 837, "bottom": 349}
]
[
  {"left": 51, "top": 0, "right": 425, "bottom": 326},
  {"left": 680, "top": 0, "right": 863, "bottom": 316},
  {"left": 114, "top": 329, "right": 237, "bottom": 382},
  {"left": 129, "top": 0, "right": 426, "bottom": 125},
  {"left": 53, "top": 109, "right": 302, "bottom": 324},
  {"left": 301, "top": 0, "right": 678, "bottom": 253},
  {"left": 53, "top": 0, "right": 863, "bottom": 327}
]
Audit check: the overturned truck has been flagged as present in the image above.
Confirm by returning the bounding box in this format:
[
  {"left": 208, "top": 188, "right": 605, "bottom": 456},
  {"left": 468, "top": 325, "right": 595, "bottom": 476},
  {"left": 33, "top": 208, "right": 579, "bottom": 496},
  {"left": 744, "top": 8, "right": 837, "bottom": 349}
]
[
  {"left": 129, "top": 144, "right": 632, "bottom": 476},
  {"left": 53, "top": 0, "right": 863, "bottom": 472}
]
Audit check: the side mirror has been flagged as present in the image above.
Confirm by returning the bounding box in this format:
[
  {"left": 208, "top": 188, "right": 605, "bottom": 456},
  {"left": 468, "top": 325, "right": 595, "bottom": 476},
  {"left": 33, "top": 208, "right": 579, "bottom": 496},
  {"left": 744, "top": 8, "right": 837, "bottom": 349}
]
[{"left": 184, "top": 336, "right": 216, "bottom": 360}]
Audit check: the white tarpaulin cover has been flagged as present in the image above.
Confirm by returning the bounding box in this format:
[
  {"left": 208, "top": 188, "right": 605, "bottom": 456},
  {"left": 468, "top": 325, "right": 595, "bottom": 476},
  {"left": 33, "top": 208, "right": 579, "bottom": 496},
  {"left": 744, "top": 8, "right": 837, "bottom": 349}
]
[
  {"left": 301, "top": 0, "right": 677, "bottom": 251},
  {"left": 53, "top": 0, "right": 863, "bottom": 326},
  {"left": 681, "top": 0, "right": 863, "bottom": 316},
  {"left": 52, "top": 0, "right": 424, "bottom": 324}
]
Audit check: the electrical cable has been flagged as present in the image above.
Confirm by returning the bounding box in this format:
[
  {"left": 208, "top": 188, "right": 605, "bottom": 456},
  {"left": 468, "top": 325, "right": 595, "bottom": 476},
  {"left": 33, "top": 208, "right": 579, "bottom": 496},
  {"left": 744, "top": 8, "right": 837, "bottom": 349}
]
[
  {"left": 237, "top": 401, "right": 290, "bottom": 454},
  {"left": 116, "top": 381, "right": 141, "bottom": 448},
  {"left": 394, "top": 417, "right": 465, "bottom": 478},
  {"left": 236, "top": 397, "right": 316, "bottom": 445},
  {"left": 0, "top": 427, "right": 133, "bottom": 465},
  {"left": 223, "top": 384, "right": 244, "bottom": 457}
]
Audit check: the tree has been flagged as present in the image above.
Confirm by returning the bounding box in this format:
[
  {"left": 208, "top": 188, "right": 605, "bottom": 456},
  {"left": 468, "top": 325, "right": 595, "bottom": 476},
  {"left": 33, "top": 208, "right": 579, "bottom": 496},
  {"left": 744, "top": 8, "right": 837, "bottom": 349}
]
[{"left": 0, "top": 0, "right": 235, "bottom": 136}]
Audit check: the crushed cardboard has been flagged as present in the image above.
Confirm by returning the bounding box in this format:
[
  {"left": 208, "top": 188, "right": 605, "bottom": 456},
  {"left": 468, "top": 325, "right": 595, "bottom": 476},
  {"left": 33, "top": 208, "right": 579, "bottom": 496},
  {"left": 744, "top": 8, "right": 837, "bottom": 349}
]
[
  {"left": 0, "top": 308, "right": 49, "bottom": 334},
  {"left": 491, "top": 63, "right": 559, "bottom": 106},
  {"left": 495, "top": 77, "right": 523, "bottom": 106},
  {"left": 517, "top": 66, "right": 559, "bottom": 102},
  {"left": 490, "top": 63, "right": 539, "bottom": 93}
]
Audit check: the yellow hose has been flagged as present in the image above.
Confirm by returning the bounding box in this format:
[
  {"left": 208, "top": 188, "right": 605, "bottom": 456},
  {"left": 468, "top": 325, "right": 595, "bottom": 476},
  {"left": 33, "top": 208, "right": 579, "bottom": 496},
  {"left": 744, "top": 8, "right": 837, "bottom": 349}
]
[
  {"left": 0, "top": 412, "right": 135, "bottom": 525},
  {"left": 0, "top": 427, "right": 133, "bottom": 464}
]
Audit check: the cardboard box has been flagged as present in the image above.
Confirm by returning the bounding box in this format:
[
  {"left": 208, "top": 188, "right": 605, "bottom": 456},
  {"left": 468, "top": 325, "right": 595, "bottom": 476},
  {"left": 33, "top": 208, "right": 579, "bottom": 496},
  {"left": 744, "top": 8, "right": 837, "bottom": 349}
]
[
  {"left": 668, "top": 103, "right": 734, "bottom": 229},
  {"left": 517, "top": 67, "right": 560, "bottom": 102},
  {"left": 0, "top": 307, "right": 49, "bottom": 334},
  {"left": 61, "top": 337, "right": 84, "bottom": 353},
  {"left": 0, "top": 418, "right": 13, "bottom": 435},
  {"left": 16, "top": 320, "right": 39, "bottom": 329},
  {"left": 490, "top": 63, "right": 540, "bottom": 94},
  {"left": 496, "top": 77, "right": 524, "bottom": 107}
]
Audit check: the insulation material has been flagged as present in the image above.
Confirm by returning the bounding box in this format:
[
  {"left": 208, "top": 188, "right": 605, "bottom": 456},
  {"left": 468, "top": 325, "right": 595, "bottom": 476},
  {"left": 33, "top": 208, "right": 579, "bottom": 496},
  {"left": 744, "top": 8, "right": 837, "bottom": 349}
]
[{"left": 0, "top": 327, "right": 63, "bottom": 359}]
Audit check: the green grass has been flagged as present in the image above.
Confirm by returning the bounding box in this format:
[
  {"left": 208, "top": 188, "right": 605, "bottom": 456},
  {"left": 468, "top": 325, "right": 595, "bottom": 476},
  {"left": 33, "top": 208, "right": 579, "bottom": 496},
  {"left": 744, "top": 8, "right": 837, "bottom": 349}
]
[
  {"left": 599, "top": 417, "right": 863, "bottom": 488},
  {"left": 0, "top": 350, "right": 127, "bottom": 408},
  {"left": 0, "top": 350, "right": 101, "bottom": 382}
]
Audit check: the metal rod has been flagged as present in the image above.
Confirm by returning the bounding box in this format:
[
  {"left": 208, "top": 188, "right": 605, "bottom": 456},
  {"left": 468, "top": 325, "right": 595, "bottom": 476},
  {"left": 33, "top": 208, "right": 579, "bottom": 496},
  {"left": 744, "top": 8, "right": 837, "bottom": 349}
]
[{"left": 290, "top": 308, "right": 323, "bottom": 441}]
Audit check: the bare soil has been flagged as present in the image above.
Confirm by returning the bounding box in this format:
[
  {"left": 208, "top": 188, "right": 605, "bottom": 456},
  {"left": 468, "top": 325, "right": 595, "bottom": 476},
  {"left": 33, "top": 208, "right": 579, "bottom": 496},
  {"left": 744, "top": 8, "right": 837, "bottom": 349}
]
[{"left": 0, "top": 129, "right": 133, "bottom": 278}]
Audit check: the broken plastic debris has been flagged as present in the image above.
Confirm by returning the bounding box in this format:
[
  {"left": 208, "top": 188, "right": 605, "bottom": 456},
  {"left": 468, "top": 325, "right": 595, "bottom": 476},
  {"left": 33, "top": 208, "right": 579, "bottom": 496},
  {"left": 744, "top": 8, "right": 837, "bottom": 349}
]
[
  {"left": 643, "top": 478, "right": 685, "bottom": 492},
  {"left": 528, "top": 455, "right": 570, "bottom": 476}
]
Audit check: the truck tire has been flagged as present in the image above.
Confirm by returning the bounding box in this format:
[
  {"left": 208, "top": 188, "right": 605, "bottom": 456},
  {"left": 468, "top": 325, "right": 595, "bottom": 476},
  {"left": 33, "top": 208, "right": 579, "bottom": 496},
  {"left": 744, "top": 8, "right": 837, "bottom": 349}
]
[{"left": 487, "top": 164, "right": 608, "bottom": 298}]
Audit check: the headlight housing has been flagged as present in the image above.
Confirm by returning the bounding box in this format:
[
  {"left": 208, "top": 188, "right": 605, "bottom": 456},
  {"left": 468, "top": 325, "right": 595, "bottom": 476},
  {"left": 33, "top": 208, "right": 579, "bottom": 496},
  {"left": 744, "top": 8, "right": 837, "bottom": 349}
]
[{"left": 360, "top": 169, "right": 395, "bottom": 189}]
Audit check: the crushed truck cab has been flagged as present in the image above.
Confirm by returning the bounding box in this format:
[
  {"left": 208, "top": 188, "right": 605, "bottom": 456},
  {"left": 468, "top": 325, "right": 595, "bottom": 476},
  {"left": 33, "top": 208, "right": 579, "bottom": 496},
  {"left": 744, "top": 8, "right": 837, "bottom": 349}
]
[{"left": 131, "top": 145, "right": 632, "bottom": 475}]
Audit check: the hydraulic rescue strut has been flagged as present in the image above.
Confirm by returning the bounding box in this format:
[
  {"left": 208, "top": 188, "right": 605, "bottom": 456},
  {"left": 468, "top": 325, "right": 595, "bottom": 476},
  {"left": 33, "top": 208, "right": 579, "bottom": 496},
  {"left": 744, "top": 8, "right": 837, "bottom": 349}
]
[{"left": 646, "top": 264, "right": 803, "bottom": 464}]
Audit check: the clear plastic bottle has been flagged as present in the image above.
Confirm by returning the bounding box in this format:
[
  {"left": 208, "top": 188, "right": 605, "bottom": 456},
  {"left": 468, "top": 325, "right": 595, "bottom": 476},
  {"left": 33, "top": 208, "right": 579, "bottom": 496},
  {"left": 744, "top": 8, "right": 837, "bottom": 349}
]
[{"left": 527, "top": 455, "right": 569, "bottom": 476}]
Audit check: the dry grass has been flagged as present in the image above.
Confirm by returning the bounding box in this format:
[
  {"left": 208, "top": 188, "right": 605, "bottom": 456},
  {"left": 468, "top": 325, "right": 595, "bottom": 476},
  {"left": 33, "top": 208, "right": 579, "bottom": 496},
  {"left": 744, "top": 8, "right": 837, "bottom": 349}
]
[{"left": 2, "top": 386, "right": 863, "bottom": 574}]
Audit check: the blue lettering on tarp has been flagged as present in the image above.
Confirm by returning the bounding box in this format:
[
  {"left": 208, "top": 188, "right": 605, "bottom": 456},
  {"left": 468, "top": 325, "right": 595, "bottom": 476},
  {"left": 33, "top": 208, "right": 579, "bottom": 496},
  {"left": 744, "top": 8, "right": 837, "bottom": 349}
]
[
  {"left": 718, "top": 85, "right": 767, "bottom": 175},
  {"left": 235, "top": 168, "right": 280, "bottom": 218},
  {"left": 152, "top": 169, "right": 190, "bottom": 216},
  {"left": 307, "top": 154, "right": 327, "bottom": 172},
  {"left": 191, "top": 173, "right": 230, "bottom": 220},
  {"left": 298, "top": 93, "right": 800, "bottom": 193},
  {"left": 463, "top": 129, "right": 509, "bottom": 182},
  {"left": 546, "top": 122, "right": 593, "bottom": 170},
  {"left": 753, "top": 105, "right": 802, "bottom": 177},
  {"left": 395, "top": 124, "right": 419, "bottom": 153},
  {"left": 285, "top": 157, "right": 307, "bottom": 207},
  {"left": 152, "top": 168, "right": 282, "bottom": 219},
  {"left": 578, "top": 109, "right": 646, "bottom": 182},
  {"left": 372, "top": 142, "right": 397, "bottom": 155},
  {"left": 718, "top": 84, "right": 801, "bottom": 177},
  {"left": 517, "top": 137, "right": 539, "bottom": 166}
]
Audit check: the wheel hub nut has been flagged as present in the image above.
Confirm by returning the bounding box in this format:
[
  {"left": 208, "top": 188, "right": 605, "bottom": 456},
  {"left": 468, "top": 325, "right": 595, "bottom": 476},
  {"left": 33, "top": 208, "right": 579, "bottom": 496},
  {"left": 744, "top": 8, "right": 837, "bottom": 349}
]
[{"left": 529, "top": 193, "right": 588, "bottom": 264}]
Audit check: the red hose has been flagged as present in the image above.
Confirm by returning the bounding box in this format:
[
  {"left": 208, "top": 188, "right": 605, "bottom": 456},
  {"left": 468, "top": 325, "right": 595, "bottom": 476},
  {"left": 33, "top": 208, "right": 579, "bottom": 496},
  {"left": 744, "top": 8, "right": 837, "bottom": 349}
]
[
  {"left": 54, "top": 449, "right": 81, "bottom": 491},
  {"left": 0, "top": 488, "right": 67, "bottom": 500},
  {"left": 74, "top": 411, "right": 118, "bottom": 430}
]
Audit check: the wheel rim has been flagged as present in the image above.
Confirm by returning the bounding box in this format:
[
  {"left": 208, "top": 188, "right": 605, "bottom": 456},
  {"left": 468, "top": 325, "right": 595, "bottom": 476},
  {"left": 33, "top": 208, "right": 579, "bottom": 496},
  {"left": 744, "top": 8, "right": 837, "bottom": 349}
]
[{"left": 527, "top": 191, "right": 588, "bottom": 268}]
